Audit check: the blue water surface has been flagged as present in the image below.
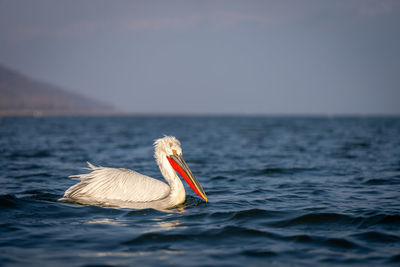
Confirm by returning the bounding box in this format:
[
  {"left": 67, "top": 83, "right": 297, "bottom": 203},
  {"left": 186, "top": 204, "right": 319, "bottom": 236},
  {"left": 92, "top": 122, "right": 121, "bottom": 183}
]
[{"left": 1, "top": 116, "right": 400, "bottom": 266}]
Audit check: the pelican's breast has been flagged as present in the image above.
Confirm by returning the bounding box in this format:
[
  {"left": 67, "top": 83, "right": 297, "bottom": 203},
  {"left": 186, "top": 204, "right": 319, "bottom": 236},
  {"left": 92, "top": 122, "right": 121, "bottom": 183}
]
[{"left": 64, "top": 164, "right": 170, "bottom": 203}]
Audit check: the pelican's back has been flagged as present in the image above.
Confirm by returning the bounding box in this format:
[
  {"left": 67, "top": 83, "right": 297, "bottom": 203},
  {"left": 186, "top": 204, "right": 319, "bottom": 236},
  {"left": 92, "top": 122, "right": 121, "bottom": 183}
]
[{"left": 63, "top": 163, "right": 170, "bottom": 203}]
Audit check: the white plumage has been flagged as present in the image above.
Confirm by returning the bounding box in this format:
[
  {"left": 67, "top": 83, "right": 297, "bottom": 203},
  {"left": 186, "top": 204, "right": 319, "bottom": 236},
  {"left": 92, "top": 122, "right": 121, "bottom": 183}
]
[{"left": 60, "top": 136, "right": 207, "bottom": 210}]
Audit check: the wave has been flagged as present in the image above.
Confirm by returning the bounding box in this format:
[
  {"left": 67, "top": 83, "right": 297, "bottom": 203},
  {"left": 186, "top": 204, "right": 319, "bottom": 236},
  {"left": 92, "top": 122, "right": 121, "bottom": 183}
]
[
  {"left": 256, "top": 167, "right": 317, "bottom": 175},
  {"left": 0, "top": 194, "right": 19, "bottom": 209},
  {"left": 268, "top": 212, "right": 400, "bottom": 229},
  {"left": 0, "top": 191, "right": 66, "bottom": 209},
  {"left": 269, "top": 212, "right": 360, "bottom": 227},
  {"left": 4, "top": 150, "right": 52, "bottom": 159},
  {"left": 351, "top": 231, "right": 400, "bottom": 244},
  {"left": 364, "top": 178, "right": 400, "bottom": 185},
  {"left": 180, "top": 208, "right": 287, "bottom": 223},
  {"left": 228, "top": 167, "right": 319, "bottom": 177},
  {"left": 14, "top": 172, "right": 54, "bottom": 179},
  {"left": 216, "top": 167, "right": 318, "bottom": 178},
  {"left": 122, "top": 225, "right": 281, "bottom": 246},
  {"left": 121, "top": 223, "right": 373, "bottom": 255}
]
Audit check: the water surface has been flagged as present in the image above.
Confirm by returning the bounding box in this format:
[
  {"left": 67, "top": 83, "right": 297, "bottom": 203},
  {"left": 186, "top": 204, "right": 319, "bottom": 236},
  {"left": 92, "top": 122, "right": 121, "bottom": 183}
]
[{"left": 1, "top": 116, "right": 400, "bottom": 266}]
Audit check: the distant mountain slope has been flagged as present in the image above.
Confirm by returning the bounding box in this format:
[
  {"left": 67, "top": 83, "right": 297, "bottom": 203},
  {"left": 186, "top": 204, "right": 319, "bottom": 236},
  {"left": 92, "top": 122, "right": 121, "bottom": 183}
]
[{"left": 0, "top": 65, "right": 114, "bottom": 115}]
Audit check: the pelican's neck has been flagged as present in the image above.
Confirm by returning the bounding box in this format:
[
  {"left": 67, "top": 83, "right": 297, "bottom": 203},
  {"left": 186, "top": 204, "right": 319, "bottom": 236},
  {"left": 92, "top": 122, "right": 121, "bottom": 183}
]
[{"left": 156, "top": 153, "right": 185, "bottom": 203}]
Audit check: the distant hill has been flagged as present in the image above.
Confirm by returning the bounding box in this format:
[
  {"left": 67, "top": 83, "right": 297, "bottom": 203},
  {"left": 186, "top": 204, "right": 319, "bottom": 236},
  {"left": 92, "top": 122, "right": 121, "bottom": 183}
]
[{"left": 0, "top": 65, "right": 114, "bottom": 116}]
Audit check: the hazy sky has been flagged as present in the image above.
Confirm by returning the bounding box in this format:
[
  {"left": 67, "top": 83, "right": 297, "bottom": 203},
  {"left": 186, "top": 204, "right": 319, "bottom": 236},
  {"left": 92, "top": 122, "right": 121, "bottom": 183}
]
[{"left": 1, "top": 0, "right": 399, "bottom": 115}]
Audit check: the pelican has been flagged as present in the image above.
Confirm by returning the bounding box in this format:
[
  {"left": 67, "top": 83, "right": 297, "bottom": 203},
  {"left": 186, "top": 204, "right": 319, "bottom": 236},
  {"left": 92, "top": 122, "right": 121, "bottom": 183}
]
[{"left": 60, "top": 136, "right": 207, "bottom": 210}]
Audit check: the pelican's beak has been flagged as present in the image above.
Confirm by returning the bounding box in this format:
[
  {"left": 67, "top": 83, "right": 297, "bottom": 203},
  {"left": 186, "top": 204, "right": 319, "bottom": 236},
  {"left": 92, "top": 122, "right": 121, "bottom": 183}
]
[{"left": 167, "top": 154, "right": 208, "bottom": 202}]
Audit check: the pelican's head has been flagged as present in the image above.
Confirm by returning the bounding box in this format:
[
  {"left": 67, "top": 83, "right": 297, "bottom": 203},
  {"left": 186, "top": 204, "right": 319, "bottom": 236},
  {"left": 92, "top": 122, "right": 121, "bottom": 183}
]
[
  {"left": 154, "top": 136, "right": 208, "bottom": 202},
  {"left": 154, "top": 136, "right": 182, "bottom": 157}
]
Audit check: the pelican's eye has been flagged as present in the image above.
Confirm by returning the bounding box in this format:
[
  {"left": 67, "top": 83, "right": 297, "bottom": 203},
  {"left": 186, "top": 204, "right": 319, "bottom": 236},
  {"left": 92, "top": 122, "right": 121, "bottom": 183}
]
[{"left": 172, "top": 149, "right": 177, "bottom": 155}]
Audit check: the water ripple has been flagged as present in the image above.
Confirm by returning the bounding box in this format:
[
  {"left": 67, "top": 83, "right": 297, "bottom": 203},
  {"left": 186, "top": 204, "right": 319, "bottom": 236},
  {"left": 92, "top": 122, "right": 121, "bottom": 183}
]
[{"left": 1, "top": 116, "right": 400, "bottom": 266}]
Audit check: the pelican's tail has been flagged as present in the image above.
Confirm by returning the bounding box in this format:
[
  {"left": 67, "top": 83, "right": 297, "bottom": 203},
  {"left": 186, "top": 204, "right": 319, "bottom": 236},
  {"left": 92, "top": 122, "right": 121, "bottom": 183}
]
[{"left": 86, "top": 161, "right": 96, "bottom": 170}]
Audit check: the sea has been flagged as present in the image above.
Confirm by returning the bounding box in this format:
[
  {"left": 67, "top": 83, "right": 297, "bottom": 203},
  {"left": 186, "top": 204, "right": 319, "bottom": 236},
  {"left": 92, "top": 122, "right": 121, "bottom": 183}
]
[{"left": 1, "top": 116, "right": 399, "bottom": 266}]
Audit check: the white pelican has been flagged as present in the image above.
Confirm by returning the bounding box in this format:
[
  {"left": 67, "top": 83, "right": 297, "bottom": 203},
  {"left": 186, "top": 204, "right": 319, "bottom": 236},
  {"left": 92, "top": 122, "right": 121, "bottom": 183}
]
[{"left": 60, "top": 136, "right": 208, "bottom": 210}]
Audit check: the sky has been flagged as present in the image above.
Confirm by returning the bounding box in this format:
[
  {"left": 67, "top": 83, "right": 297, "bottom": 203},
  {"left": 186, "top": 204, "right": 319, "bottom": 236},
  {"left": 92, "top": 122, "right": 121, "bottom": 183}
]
[{"left": 0, "top": 0, "right": 399, "bottom": 115}]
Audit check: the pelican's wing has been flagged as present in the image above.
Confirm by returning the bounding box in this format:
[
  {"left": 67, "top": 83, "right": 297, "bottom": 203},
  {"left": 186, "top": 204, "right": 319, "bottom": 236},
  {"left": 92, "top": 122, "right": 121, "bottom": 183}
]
[{"left": 63, "top": 162, "right": 170, "bottom": 202}]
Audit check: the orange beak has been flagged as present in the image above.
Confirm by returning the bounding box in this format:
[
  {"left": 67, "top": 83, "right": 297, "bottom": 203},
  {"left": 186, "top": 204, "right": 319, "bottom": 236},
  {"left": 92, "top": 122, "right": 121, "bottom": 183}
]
[{"left": 167, "top": 154, "right": 208, "bottom": 202}]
